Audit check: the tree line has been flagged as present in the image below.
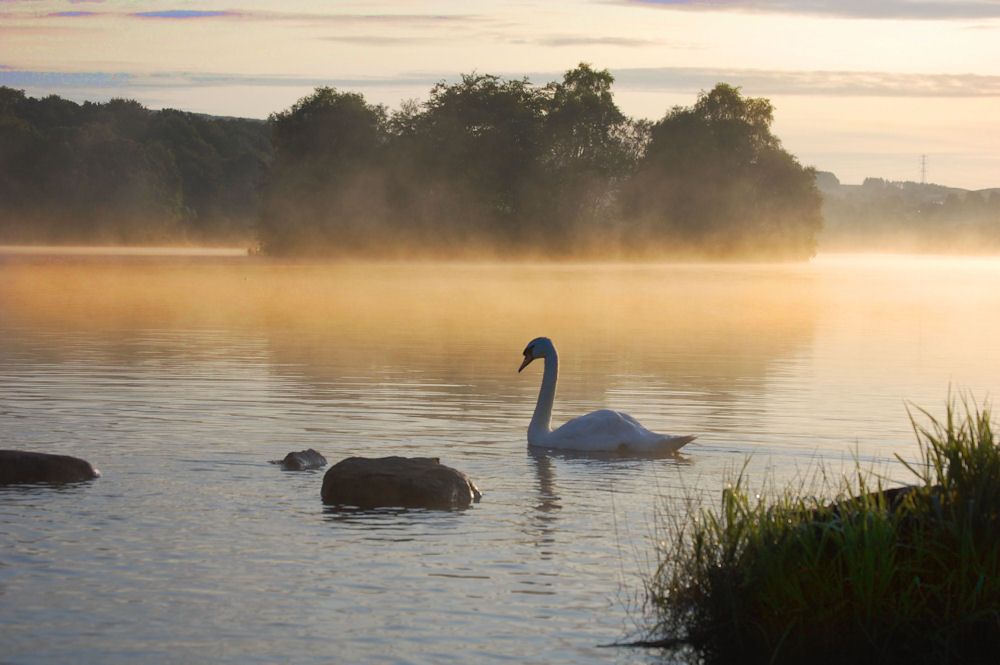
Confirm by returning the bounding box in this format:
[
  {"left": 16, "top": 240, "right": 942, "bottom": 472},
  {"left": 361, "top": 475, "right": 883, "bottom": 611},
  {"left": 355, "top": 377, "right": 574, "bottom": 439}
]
[
  {"left": 259, "top": 65, "right": 822, "bottom": 259},
  {"left": 0, "top": 86, "right": 268, "bottom": 244},
  {"left": 1, "top": 65, "right": 824, "bottom": 258}
]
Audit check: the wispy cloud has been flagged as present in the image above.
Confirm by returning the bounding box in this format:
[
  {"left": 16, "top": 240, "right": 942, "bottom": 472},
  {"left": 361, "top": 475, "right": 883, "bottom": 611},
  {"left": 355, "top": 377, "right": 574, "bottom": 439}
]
[
  {"left": 130, "top": 10, "right": 241, "bottom": 19},
  {"left": 21, "top": 7, "right": 480, "bottom": 27},
  {"left": 321, "top": 35, "right": 425, "bottom": 45},
  {"left": 531, "top": 35, "right": 665, "bottom": 48},
  {"left": 0, "top": 68, "right": 442, "bottom": 91},
  {"left": 327, "top": 13, "right": 475, "bottom": 23},
  {"left": 613, "top": 67, "right": 1000, "bottom": 97},
  {"left": 4, "top": 67, "right": 1000, "bottom": 99},
  {"left": 623, "top": 0, "right": 1000, "bottom": 20},
  {"left": 0, "top": 69, "right": 133, "bottom": 88},
  {"left": 186, "top": 10, "right": 481, "bottom": 26}
]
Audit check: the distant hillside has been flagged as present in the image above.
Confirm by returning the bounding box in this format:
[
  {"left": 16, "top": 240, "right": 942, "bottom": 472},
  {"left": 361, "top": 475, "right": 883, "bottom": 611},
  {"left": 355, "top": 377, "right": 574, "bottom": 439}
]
[
  {"left": 0, "top": 86, "right": 269, "bottom": 246},
  {"left": 816, "top": 171, "right": 1000, "bottom": 252}
]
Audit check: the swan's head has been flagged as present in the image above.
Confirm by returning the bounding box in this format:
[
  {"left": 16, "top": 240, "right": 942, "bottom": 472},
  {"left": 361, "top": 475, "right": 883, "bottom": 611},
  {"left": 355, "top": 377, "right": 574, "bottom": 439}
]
[{"left": 518, "top": 336, "right": 555, "bottom": 372}]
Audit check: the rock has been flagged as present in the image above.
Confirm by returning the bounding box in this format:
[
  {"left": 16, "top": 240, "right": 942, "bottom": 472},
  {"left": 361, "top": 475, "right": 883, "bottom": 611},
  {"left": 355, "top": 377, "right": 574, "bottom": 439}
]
[
  {"left": 0, "top": 450, "right": 100, "bottom": 484},
  {"left": 321, "top": 456, "right": 482, "bottom": 510},
  {"left": 826, "top": 485, "right": 922, "bottom": 517},
  {"left": 273, "top": 448, "right": 327, "bottom": 470}
]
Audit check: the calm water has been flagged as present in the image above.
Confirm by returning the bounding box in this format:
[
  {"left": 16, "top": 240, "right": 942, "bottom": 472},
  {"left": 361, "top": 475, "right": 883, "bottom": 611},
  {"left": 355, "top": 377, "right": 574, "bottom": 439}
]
[{"left": 2, "top": 251, "right": 999, "bottom": 664}]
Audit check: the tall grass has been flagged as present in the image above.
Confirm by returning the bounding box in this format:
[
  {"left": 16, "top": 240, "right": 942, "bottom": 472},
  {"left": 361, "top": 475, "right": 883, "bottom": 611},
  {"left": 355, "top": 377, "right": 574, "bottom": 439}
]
[{"left": 646, "top": 398, "right": 1000, "bottom": 664}]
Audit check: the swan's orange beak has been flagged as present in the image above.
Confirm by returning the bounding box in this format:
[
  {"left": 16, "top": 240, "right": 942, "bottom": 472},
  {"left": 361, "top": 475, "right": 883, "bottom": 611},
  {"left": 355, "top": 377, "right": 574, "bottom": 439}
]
[{"left": 518, "top": 354, "right": 534, "bottom": 373}]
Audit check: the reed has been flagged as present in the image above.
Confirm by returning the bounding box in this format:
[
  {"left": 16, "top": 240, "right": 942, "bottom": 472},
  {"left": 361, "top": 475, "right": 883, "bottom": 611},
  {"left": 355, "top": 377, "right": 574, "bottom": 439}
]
[{"left": 646, "top": 397, "right": 1000, "bottom": 664}]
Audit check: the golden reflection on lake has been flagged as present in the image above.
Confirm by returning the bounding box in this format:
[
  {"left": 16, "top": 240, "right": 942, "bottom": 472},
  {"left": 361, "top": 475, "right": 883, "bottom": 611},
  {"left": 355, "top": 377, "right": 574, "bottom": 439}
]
[
  {"left": 1, "top": 254, "right": 815, "bottom": 351},
  {"left": 3, "top": 249, "right": 999, "bottom": 470}
]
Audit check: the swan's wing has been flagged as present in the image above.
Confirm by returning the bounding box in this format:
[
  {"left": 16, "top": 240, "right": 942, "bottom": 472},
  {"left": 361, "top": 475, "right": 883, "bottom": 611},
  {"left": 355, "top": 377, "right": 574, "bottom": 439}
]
[
  {"left": 539, "top": 410, "right": 696, "bottom": 453},
  {"left": 545, "top": 409, "right": 670, "bottom": 451}
]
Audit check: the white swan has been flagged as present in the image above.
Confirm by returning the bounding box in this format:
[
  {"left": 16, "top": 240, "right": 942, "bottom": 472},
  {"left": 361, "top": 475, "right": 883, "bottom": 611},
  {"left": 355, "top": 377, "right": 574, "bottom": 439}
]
[{"left": 518, "top": 337, "right": 695, "bottom": 453}]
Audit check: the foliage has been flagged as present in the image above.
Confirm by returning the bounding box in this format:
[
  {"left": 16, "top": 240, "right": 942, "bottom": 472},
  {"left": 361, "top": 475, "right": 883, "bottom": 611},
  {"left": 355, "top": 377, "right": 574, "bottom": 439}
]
[
  {"left": 259, "top": 70, "right": 822, "bottom": 258},
  {"left": 0, "top": 86, "right": 269, "bottom": 245},
  {"left": 2, "top": 71, "right": 826, "bottom": 258},
  {"left": 257, "top": 65, "right": 645, "bottom": 256},
  {"left": 390, "top": 72, "right": 551, "bottom": 250},
  {"left": 539, "top": 64, "right": 635, "bottom": 250},
  {"left": 623, "top": 83, "right": 822, "bottom": 259},
  {"left": 258, "top": 87, "right": 389, "bottom": 255},
  {"left": 646, "top": 397, "right": 1000, "bottom": 664}
]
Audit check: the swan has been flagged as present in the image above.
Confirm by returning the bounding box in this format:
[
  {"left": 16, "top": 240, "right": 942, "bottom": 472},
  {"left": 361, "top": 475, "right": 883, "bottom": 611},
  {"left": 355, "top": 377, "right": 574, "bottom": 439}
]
[{"left": 518, "top": 337, "right": 695, "bottom": 453}]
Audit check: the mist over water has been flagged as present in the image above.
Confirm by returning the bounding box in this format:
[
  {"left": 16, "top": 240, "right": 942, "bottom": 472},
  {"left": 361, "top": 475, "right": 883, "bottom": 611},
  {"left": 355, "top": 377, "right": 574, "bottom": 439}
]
[{"left": 2, "top": 249, "right": 999, "bottom": 664}]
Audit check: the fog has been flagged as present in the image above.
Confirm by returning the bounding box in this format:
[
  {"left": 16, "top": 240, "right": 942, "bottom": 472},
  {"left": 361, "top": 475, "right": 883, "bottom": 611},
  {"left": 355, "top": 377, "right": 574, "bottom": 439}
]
[
  {"left": 816, "top": 174, "right": 1000, "bottom": 254},
  {"left": 2, "top": 72, "right": 824, "bottom": 261},
  {"left": 253, "top": 77, "right": 823, "bottom": 261},
  {"left": 4, "top": 74, "right": 997, "bottom": 260},
  {"left": 0, "top": 252, "right": 820, "bottom": 417}
]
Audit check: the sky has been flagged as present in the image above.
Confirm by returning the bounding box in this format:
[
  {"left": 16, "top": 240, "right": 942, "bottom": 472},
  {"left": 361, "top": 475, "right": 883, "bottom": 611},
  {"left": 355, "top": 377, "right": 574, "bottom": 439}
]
[{"left": 2, "top": 0, "right": 999, "bottom": 190}]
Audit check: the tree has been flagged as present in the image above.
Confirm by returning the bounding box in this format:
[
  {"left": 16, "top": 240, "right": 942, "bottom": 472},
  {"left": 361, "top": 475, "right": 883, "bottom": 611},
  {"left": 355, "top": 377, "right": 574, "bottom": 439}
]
[
  {"left": 258, "top": 87, "right": 389, "bottom": 255},
  {"left": 623, "top": 83, "right": 822, "bottom": 258},
  {"left": 538, "top": 64, "right": 634, "bottom": 249},
  {"left": 148, "top": 110, "right": 221, "bottom": 225},
  {"left": 396, "top": 73, "right": 550, "bottom": 245},
  {"left": 545, "top": 64, "right": 627, "bottom": 172},
  {"left": 382, "top": 66, "right": 636, "bottom": 254},
  {"left": 0, "top": 86, "right": 266, "bottom": 245}
]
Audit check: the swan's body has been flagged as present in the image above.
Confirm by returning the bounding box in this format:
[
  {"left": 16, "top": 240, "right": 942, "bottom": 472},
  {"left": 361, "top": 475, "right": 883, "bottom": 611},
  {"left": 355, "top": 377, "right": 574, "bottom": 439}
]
[{"left": 519, "top": 337, "right": 695, "bottom": 453}]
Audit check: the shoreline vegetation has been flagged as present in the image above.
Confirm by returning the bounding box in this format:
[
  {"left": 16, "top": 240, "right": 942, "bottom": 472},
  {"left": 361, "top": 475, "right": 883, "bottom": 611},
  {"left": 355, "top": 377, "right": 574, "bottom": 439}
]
[
  {"left": 255, "top": 68, "right": 819, "bottom": 260},
  {"left": 6, "top": 64, "right": 994, "bottom": 261},
  {"left": 645, "top": 397, "right": 1000, "bottom": 664},
  {"left": 4, "top": 66, "right": 998, "bottom": 260}
]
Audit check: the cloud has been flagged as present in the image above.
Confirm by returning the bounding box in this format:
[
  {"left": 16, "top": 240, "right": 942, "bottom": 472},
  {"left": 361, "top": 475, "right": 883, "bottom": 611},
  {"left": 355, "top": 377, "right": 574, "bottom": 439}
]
[
  {"left": 5, "top": 5, "right": 480, "bottom": 28},
  {"left": 612, "top": 67, "right": 1000, "bottom": 97},
  {"left": 4, "top": 66, "right": 999, "bottom": 101},
  {"left": 327, "top": 13, "right": 474, "bottom": 23},
  {"left": 321, "top": 35, "right": 425, "bottom": 45},
  {"left": 0, "top": 69, "right": 133, "bottom": 88},
  {"left": 531, "top": 35, "right": 665, "bottom": 47},
  {"left": 223, "top": 10, "right": 481, "bottom": 27},
  {"left": 623, "top": 0, "right": 1000, "bottom": 20},
  {"left": 130, "top": 10, "right": 241, "bottom": 20},
  {"left": 0, "top": 68, "right": 440, "bottom": 91}
]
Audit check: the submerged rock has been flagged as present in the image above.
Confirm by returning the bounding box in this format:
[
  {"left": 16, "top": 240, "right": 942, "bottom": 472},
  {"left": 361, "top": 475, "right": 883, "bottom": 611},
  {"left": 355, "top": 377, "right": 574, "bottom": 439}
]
[
  {"left": 321, "top": 456, "right": 482, "bottom": 510},
  {"left": 0, "top": 450, "right": 100, "bottom": 484},
  {"left": 274, "top": 448, "right": 328, "bottom": 470}
]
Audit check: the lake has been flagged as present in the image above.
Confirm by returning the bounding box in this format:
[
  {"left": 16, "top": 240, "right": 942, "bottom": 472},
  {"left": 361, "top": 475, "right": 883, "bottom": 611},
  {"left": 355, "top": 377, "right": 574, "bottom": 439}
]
[{"left": 2, "top": 250, "right": 999, "bottom": 664}]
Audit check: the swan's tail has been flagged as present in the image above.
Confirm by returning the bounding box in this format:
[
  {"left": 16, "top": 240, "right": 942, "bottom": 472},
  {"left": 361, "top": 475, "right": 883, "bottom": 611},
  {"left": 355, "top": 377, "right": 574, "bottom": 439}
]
[{"left": 661, "top": 434, "right": 696, "bottom": 453}]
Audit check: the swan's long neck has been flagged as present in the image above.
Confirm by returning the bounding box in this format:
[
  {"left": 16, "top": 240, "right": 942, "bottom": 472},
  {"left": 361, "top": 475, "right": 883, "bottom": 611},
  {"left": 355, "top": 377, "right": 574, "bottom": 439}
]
[{"left": 529, "top": 350, "right": 558, "bottom": 442}]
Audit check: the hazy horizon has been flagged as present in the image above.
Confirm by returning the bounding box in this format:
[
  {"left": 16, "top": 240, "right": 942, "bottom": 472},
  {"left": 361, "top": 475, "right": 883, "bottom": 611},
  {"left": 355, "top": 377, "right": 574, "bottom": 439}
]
[{"left": 2, "top": 0, "right": 998, "bottom": 190}]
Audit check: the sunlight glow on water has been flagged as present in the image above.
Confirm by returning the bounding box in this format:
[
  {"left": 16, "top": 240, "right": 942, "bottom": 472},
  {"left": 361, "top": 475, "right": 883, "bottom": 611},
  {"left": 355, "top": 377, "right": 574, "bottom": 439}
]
[{"left": 2, "top": 251, "right": 999, "bottom": 664}]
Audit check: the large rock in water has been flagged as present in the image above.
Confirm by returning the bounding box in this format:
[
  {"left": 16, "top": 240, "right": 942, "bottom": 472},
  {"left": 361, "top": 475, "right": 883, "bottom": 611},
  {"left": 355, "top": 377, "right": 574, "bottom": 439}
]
[
  {"left": 321, "top": 456, "right": 482, "bottom": 510},
  {"left": 0, "top": 450, "right": 100, "bottom": 484}
]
